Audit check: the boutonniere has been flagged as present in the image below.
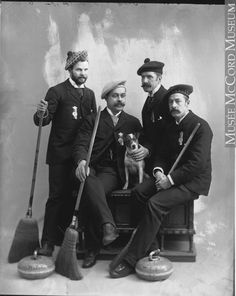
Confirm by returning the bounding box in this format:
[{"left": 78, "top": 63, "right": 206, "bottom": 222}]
[
  {"left": 178, "top": 131, "right": 184, "bottom": 146},
  {"left": 118, "top": 132, "right": 124, "bottom": 146}
]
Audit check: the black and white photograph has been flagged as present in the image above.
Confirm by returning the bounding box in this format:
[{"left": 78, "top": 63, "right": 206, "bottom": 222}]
[{"left": 0, "top": 1, "right": 235, "bottom": 295}]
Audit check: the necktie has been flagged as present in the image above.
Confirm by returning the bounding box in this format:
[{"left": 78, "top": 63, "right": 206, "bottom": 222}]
[
  {"left": 111, "top": 115, "right": 119, "bottom": 126},
  {"left": 146, "top": 95, "right": 154, "bottom": 110}
]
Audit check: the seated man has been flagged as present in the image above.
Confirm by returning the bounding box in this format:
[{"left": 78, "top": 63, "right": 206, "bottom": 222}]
[
  {"left": 110, "top": 84, "right": 213, "bottom": 278},
  {"left": 72, "top": 80, "right": 144, "bottom": 268}
]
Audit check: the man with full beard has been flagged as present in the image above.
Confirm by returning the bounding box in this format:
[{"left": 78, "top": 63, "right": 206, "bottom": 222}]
[{"left": 33, "top": 50, "right": 97, "bottom": 256}]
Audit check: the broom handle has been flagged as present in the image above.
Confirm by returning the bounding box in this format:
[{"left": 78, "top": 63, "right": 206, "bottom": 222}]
[
  {"left": 168, "top": 122, "right": 200, "bottom": 175},
  {"left": 74, "top": 106, "right": 102, "bottom": 215},
  {"left": 27, "top": 111, "right": 45, "bottom": 217}
]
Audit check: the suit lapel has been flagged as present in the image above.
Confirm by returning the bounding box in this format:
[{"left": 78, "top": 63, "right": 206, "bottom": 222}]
[
  {"left": 102, "top": 108, "right": 115, "bottom": 129},
  {"left": 114, "top": 111, "right": 127, "bottom": 130},
  {"left": 65, "top": 79, "right": 83, "bottom": 101}
]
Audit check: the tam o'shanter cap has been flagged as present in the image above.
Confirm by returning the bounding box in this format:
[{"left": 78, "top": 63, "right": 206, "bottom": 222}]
[
  {"left": 101, "top": 80, "right": 126, "bottom": 99},
  {"left": 65, "top": 50, "right": 88, "bottom": 70},
  {"left": 166, "top": 84, "right": 193, "bottom": 98},
  {"left": 137, "top": 58, "right": 164, "bottom": 75}
]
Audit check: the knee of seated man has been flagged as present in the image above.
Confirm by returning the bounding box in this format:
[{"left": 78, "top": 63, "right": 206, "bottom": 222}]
[
  {"left": 132, "top": 180, "right": 155, "bottom": 203},
  {"left": 147, "top": 196, "right": 170, "bottom": 215}
]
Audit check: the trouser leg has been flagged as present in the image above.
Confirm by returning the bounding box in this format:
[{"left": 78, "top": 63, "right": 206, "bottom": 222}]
[
  {"left": 41, "top": 163, "right": 74, "bottom": 246},
  {"left": 82, "top": 167, "right": 121, "bottom": 250},
  {"left": 124, "top": 184, "right": 198, "bottom": 267}
]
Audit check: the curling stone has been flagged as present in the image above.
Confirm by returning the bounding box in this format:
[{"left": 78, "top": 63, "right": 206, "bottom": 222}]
[
  {"left": 135, "top": 249, "right": 173, "bottom": 281},
  {"left": 17, "top": 250, "right": 55, "bottom": 279}
]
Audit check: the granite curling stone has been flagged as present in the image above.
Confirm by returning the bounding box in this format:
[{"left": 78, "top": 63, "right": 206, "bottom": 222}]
[
  {"left": 135, "top": 249, "right": 173, "bottom": 281},
  {"left": 17, "top": 250, "right": 55, "bottom": 279}
]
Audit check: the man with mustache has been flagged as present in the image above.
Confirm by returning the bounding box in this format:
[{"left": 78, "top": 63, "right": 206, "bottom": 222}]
[
  {"left": 33, "top": 50, "right": 97, "bottom": 257},
  {"left": 73, "top": 80, "right": 142, "bottom": 268},
  {"left": 131, "top": 58, "right": 173, "bottom": 175},
  {"left": 110, "top": 84, "right": 213, "bottom": 278}
]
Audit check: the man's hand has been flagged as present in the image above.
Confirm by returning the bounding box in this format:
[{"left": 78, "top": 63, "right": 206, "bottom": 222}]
[
  {"left": 155, "top": 174, "right": 172, "bottom": 191},
  {"left": 130, "top": 145, "right": 149, "bottom": 161},
  {"left": 75, "top": 160, "right": 90, "bottom": 182},
  {"left": 154, "top": 170, "right": 165, "bottom": 182},
  {"left": 37, "top": 99, "right": 48, "bottom": 114}
]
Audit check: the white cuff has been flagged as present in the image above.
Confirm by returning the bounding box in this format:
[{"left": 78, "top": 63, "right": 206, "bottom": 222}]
[
  {"left": 153, "top": 167, "right": 164, "bottom": 177},
  {"left": 167, "top": 174, "right": 174, "bottom": 185}
]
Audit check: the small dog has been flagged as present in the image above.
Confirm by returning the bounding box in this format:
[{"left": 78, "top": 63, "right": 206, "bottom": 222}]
[{"left": 118, "top": 133, "right": 148, "bottom": 190}]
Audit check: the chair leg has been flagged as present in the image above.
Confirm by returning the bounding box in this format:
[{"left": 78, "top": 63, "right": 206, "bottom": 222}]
[{"left": 189, "top": 234, "right": 193, "bottom": 252}]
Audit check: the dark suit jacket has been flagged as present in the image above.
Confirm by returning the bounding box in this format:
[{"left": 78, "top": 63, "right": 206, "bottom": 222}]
[
  {"left": 140, "top": 85, "right": 173, "bottom": 174},
  {"left": 72, "top": 108, "right": 142, "bottom": 184},
  {"left": 153, "top": 110, "right": 213, "bottom": 196},
  {"left": 33, "top": 79, "right": 97, "bottom": 165}
]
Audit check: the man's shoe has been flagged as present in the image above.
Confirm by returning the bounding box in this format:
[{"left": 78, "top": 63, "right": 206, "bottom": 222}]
[
  {"left": 102, "top": 223, "right": 119, "bottom": 246},
  {"left": 82, "top": 250, "right": 99, "bottom": 268},
  {"left": 37, "top": 242, "right": 54, "bottom": 257},
  {"left": 109, "top": 261, "right": 134, "bottom": 278}
]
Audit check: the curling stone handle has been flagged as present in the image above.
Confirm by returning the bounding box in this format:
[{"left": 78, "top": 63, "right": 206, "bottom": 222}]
[
  {"left": 33, "top": 250, "right": 38, "bottom": 260},
  {"left": 149, "top": 249, "right": 161, "bottom": 261}
]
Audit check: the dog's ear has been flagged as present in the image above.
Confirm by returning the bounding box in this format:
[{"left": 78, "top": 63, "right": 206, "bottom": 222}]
[
  {"left": 118, "top": 132, "right": 124, "bottom": 146},
  {"left": 135, "top": 132, "right": 140, "bottom": 139}
]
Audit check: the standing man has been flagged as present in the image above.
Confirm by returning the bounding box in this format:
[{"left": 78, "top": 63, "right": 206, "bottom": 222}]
[
  {"left": 73, "top": 80, "right": 142, "bottom": 268},
  {"left": 34, "top": 50, "right": 97, "bottom": 256},
  {"left": 110, "top": 84, "right": 213, "bottom": 278},
  {"left": 132, "top": 58, "right": 173, "bottom": 174}
]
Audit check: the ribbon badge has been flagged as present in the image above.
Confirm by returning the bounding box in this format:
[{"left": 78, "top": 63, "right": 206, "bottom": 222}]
[
  {"left": 178, "top": 131, "right": 184, "bottom": 146},
  {"left": 72, "top": 106, "right": 78, "bottom": 119}
]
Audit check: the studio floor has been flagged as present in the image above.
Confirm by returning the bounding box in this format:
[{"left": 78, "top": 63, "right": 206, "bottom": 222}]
[{"left": 0, "top": 232, "right": 234, "bottom": 296}]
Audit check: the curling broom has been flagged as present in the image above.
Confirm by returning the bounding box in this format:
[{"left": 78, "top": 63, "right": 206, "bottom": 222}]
[
  {"left": 55, "top": 106, "right": 101, "bottom": 280},
  {"left": 8, "top": 111, "right": 46, "bottom": 263}
]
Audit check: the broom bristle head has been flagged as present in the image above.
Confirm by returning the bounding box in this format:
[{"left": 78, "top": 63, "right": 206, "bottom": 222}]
[
  {"left": 8, "top": 217, "right": 40, "bottom": 263},
  {"left": 55, "top": 227, "right": 82, "bottom": 280}
]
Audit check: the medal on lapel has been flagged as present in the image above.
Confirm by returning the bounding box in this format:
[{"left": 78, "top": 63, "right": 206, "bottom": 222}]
[
  {"left": 178, "top": 131, "right": 184, "bottom": 146},
  {"left": 72, "top": 106, "right": 78, "bottom": 119}
]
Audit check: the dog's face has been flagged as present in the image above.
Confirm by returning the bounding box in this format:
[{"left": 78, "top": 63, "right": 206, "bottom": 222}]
[{"left": 119, "top": 133, "right": 138, "bottom": 150}]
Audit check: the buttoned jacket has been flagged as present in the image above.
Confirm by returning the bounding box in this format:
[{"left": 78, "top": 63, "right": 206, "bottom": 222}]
[
  {"left": 154, "top": 110, "right": 213, "bottom": 196},
  {"left": 72, "top": 108, "right": 142, "bottom": 184},
  {"left": 33, "top": 79, "right": 97, "bottom": 164}
]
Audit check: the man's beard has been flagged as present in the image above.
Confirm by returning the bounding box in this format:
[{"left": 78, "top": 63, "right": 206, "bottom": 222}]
[{"left": 72, "top": 74, "right": 87, "bottom": 86}]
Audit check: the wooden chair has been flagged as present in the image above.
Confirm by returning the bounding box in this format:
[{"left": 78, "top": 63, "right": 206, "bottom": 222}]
[{"left": 109, "top": 189, "right": 196, "bottom": 262}]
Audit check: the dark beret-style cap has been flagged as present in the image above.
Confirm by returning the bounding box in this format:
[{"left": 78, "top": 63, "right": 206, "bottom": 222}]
[
  {"left": 137, "top": 58, "right": 164, "bottom": 75},
  {"left": 166, "top": 84, "right": 193, "bottom": 98}
]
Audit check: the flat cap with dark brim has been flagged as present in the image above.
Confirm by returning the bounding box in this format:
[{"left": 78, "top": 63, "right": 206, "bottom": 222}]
[
  {"left": 65, "top": 50, "right": 88, "bottom": 70},
  {"left": 101, "top": 80, "right": 126, "bottom": 99},
  {"left": 165, "top": 84, "right": 193, "bottom": 98},
  {"left": 137, "top": 58, "right": 164, "bottom": 75}
]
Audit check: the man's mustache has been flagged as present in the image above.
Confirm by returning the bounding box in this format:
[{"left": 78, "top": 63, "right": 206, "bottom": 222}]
[
  {"left": 141, "top": 83, "right": 151, "bottom": 88},
  {"left": 170, "top": 109, "right": 179, "bottom": 113},
  {"left": 114, "top": 102, "right": 125, "bottom": 107}
]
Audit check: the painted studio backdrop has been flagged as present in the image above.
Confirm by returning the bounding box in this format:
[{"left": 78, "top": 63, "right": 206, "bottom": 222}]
[{"left": 0, "top": 1, "right": 234, "bottom": 292}]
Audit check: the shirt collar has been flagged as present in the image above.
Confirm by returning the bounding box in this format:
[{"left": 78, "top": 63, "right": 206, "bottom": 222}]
[
  {"left": 69, "top": 77, "right": 85, "bottom": 89},
  {"left": 149, "top": 84, "right": 161, "bottom": 97},
  {"left": 106, "top": 107, "right": 122, "bottom": 117},
  {"left": 176, "top": 110, "right": 189, "bottom": 125}
]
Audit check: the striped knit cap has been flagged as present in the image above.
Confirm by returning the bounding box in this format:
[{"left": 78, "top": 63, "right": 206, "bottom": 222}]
[{"left": 65, "top": 50, "right": 88, "bottom": 70}]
